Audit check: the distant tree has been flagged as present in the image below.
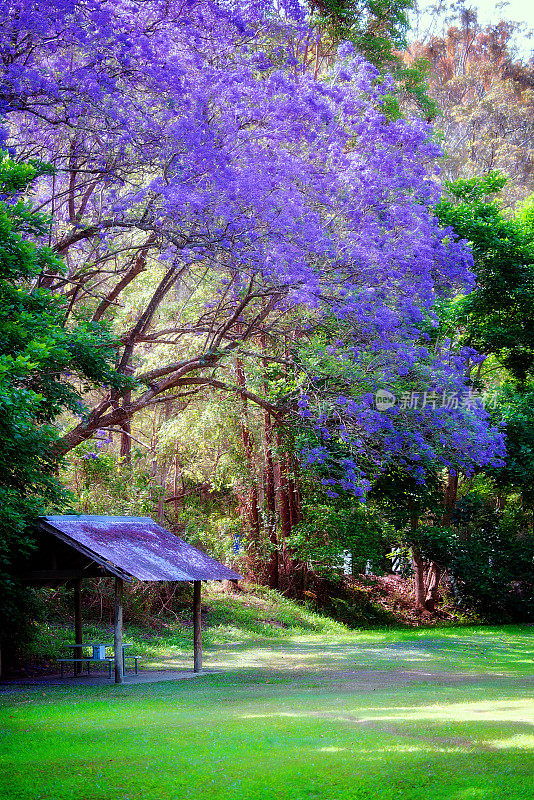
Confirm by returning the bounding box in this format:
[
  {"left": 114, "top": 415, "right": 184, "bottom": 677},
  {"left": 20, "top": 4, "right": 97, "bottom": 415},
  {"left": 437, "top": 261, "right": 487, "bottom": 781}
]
[
  {"left": 381, "top": 172, "right": 534, "bottom": 614},
  {"left": 307, "top": 0, "right": 437, "bottom": 117},
  {"left": 406, "top": 12, "right": 534, "bottom": 200},
  {"left": 436, "top": 172, "right": 534, "bottom": 382},
  {"left": 440, "top": 479, "right": 534, "bottom": 621},
  {"left": 488, "top": 382, "right": 534, "bottom": 515},
  {"left": 309, "top": 0, "right": 413, "bottom": 69}
]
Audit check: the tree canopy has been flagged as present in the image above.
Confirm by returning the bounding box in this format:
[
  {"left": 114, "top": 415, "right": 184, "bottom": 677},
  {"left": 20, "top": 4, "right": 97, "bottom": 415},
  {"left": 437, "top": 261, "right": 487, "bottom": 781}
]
[
  {"left": 0, "top": 0, "right": 503, "bottom": 494},
  {"left": 0, "top": 0, "right": 532, "bottom": 628}
]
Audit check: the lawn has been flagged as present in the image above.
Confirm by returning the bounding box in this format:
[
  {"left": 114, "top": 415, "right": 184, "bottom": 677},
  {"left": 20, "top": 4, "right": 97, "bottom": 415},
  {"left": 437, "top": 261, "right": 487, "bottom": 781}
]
[{"left": 1, "top": 618, "right": 533, "bottom": 800}]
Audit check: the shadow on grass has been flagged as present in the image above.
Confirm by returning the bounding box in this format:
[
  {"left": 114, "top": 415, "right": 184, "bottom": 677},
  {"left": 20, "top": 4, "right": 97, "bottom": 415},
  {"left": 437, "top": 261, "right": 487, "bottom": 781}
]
[{"left": 143, "top": 626, "right": 534, "bottom": 680}]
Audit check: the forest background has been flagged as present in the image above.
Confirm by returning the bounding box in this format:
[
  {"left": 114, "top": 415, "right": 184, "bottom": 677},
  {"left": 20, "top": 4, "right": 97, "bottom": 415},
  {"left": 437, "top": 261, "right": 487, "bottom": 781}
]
[{"left": 1, "top": 0, "right": 534, "bottom": 667}]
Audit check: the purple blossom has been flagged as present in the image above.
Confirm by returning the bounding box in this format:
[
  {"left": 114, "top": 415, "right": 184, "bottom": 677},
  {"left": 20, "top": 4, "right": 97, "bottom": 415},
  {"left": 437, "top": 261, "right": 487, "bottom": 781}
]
[
  {"left": 337, "top": 42, "right": 356, "bottom": 59},
  {"left": 0, "top": 0, "right": 505, "bottom": 499}
]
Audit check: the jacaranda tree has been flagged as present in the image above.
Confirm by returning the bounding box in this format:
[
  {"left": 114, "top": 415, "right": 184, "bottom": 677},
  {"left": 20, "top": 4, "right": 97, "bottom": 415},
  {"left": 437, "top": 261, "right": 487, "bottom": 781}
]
[{"left": 0, "top": 0, "right": 504, "bottom": 498}]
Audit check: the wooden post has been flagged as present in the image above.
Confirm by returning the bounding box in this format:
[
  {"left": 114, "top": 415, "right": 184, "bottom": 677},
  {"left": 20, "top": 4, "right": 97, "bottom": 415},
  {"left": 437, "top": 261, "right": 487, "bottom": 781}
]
[
  {"left": 193, "top": 580, "right": 202, "bottom": 673},
  {"left": 114, "top": 577, "right": 124, "bottom": 684},
  {"left": 74, "top": 579, "right": 82, "bottom": 675}
]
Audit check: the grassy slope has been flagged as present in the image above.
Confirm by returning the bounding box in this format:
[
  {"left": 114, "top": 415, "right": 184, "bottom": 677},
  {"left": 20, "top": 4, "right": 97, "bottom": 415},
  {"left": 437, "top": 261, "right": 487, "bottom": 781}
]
[
  {"left": 30, "top": 582, "right": 534, "bottom": 678},
  {"left": 2, "top": 585, "right": 533, "bottom": 800},
  {"left": 29, "top": 583, "right": 347, "bottom": 670}
]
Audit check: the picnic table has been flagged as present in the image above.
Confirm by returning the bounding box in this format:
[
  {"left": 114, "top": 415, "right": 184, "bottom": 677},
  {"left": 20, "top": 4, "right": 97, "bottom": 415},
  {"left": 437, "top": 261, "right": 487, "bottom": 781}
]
[{"left": 59, "top": 642, "right": 140, "bottom": 677}]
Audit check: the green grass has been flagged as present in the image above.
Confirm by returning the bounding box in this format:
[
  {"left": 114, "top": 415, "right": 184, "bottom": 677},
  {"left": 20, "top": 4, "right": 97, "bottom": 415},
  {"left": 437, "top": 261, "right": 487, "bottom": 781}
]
[
  {"left": 30, "top": 583, "right": 534, "bottom": 677},
  {"left": 2, "top": 607, "right": 533, "bottom": 799},
  {"left": 29, "top": 583, "right": 348, "bottom": 671}
]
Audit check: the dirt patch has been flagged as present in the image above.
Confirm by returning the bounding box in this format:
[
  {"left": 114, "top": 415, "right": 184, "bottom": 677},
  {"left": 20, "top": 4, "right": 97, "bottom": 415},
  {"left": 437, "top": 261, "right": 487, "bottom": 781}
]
[
  {"left": 259, "top": 661, "right": 534, "bottom": 698},
  {"left": 307, "top": 710, "right": 487, "bottom": 750}
]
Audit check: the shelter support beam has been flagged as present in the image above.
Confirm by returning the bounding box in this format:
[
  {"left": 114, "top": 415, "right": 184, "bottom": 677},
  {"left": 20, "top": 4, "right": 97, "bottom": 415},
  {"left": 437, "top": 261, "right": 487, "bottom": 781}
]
[
  {"left": 114, "top": 577, "right": 124, "bottom": 684},
  {"left": 74, "top": 579, "right": 82, "bottom": 675},
  {"left": 193, "top": 580, "right": 202, "bottom": 673}
]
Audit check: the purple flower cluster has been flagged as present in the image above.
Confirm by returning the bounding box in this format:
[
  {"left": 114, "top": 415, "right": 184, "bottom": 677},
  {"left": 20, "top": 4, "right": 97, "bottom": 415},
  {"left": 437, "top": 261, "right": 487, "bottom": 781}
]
[{"left": 0, "top": 0, "right": 505, "bottom": 495}]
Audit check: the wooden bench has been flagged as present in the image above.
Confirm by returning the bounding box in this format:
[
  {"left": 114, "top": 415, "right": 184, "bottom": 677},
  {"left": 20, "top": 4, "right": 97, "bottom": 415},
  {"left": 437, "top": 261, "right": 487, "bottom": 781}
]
[
  {"left": 58, "top": 658, "right": 113, "bottom": 678},
  {"left": 124, "top": 655, "right": 141, "bottom": 675}
]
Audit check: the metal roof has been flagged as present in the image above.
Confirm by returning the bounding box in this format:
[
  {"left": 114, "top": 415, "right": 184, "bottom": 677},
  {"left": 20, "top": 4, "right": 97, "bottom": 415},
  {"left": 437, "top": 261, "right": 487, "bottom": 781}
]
[{"left": 38, "top": 516, "right": 242, "bottom": 582}]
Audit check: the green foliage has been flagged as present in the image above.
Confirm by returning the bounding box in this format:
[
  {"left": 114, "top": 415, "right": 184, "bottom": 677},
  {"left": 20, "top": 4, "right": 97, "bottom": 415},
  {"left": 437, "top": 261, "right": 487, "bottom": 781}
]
[
  {"left": 395, "top": 58, "right": 438, "bottom": 119},
  {"left": 446, "top": 495, "right": 534, "bottom": 621},
  {"left": 290, "top": 500, "right": 390, "bottom": 577},
  {"left": 175, "top": 508, "right": 243, "bottom": 569},
  {"left": 313, "top": 0, "right": 412, "bottom": 69},
  {"left": 485, "top": 381, "right": 534, "bottom": 507},
  {"left": 436, "top": 172, "right": 534, "bottom": 382},
  {"left": 372, "top": 465, "right": 534, "bottom": 622},
  {"left": 328, "top": 0, "right": 440, "bottom": 120},
  {"left": 26, "top": 581, "right": 350, "bottom": 666},
  {"left": 381, "top": 57, "right": 439, "bottom": 120},
  {"left": 310, "top": 0, "right": 437, "bottom": 118},
  {"left": 426, "top": 173, "right": 534, "bottom": 620},
  {"left": 0, "top": 151, "right": 123, "bottom": 652},
  {"left": 370, "top": 466, "right": 444, "bottom": 531},
  {"left": 66, "top": 446, "right": 160, "bottom": 516},
  {"left": 156, "top": 397, "right": 245, "bottom": 489}
]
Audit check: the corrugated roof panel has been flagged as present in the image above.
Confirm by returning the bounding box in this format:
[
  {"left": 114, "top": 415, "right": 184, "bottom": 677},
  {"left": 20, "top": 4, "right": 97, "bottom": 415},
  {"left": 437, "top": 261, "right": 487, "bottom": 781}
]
[{"left": 39, "top": 516, "right": 242, "bottom": 582}]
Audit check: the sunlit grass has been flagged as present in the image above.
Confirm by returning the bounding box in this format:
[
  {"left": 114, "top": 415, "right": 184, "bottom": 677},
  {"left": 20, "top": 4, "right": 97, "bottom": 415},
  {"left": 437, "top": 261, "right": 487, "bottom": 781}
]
[
  {"left": 2, "top": 625, "right": 533, "bottom": 800},
  {"left": 1, "top": 684, "right": 533, "bottom": 799},
  {"left": 9, "top": 592, "right": 534, "bottom": 799},
  {"left": 32, "top": 583, "right": 534, "bottom": 679}
]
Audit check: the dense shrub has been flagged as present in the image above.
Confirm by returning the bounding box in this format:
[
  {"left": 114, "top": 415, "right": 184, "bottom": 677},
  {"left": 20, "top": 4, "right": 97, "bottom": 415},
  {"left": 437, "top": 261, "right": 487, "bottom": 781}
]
[{"left": 446, "top": 499, "right": 534, "bottom": 621}]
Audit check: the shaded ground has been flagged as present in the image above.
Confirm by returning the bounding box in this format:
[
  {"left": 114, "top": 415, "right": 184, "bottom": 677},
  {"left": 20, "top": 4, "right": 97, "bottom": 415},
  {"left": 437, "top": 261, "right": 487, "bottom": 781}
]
[
  {"left": 4, "top": 664, "right": 531, "bottom": 692},
  {"left": 351, "top": 574, "right": 464, "bottom": 624},
  {"left": 0, "top": 668, "right": 213, "bottom": 690}
]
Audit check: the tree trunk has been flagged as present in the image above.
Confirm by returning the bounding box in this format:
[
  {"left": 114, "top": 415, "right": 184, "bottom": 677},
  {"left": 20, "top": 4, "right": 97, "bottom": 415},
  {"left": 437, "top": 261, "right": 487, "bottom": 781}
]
[
  {"left": 288, "top": 465, "right": 302, "bottom": 527},
  {"left": 264, "top": 411, "right": 278, "bottom": 589},
  {"left": 443, "top": 470, "right": 459, "bottom": 525},
  {"left": 173, "top": 451, "right": 181, "bottom": 514},
  {"left": 119, "top": 387, "right": 132, "bottom": 463},
  {"left": 113, "top": 577, "right": 124, "bottom": 685},
  {"left": 250, "top": 485, "right": 260, "bottom": 542},
  {"left": 422, "top": 469, "right": 459, "bottom": 611},
  {"left": 235, "top": 355, "right": 260, "bottom": 545},
  {"left": 260, "top": 323, "right": 280, "bottom": 590},
  {"left": 276, "top": 431, "right": 292, "bottom": 589},
  {"left": 193, "top": 581, "right": 202, "bottom": 673},
  {"left": 412, "top": 546, "right": 426, "bottom": 612},
  {"left": 425, "top": 562, "right": 442, "bottom": 611},
  {"left": 114, "top": 363, "right": 133, "bottom": 463},
  {"left": 73, "top": 579, "right": 83, "bottom": 675},
  {"left": 276, "top": 438, "right": 291, "bottom": 541}
]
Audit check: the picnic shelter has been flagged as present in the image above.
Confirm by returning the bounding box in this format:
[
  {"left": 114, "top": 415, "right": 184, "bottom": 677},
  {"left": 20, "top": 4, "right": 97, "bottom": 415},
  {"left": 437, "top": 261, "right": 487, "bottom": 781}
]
[{"left": 21, "top": 515, "right": 242, "bottom": 683}]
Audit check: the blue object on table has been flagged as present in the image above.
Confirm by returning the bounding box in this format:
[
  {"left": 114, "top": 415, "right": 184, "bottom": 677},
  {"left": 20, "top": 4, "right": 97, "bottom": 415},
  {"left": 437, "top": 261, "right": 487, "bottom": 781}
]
[
  {"left": 68, "top": 642, "right": 133, "bottom": 672},
  {"left": 92, "top": 644, "right": 106, "bottom": 660}
]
